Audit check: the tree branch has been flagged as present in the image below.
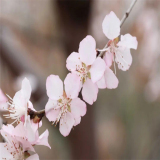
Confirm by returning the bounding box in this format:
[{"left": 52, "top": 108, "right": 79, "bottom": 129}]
[
  {"left": 98, "top": 0, "right": 137, "bottom": 57},
  {"left": 27, "top": 0, "right": 137, "bottom": 123},
  {"left": 28, "top": 108, "right": 45, "bottom": 123}
]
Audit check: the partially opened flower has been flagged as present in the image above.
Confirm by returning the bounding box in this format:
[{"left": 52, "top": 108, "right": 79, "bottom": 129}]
[
  {"left": 45, "top": 73, "right": 86, "bottom": 136},
  {"left": 66, "top": 35, "right": 106, "bottom": 104},
  {"left": 11, "top": 118, "right": 51, "bottom": 149},
  {"left": 3, "top": 78, "right": 32, "bottom": 124},
  {"left": 0, "top": 123, "right": 39, "bottom": 160},
  {"left": 102, "top": 11, "right": 138, "bottom": 71}
]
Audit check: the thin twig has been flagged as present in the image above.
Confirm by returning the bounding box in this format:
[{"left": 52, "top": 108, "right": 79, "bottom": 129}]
[
  {"left": 28, "top": 108, "right": 45, "bottom": 123},
  {"left": 98, "top": 0, "right": 137, "bottom": 58},
  {"left": 120, "top": 0, "right": 137, "bottom": 27}
]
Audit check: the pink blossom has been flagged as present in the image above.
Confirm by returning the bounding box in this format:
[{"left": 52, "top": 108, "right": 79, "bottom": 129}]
[
  {"left": 1, "top": 116, "right": 50, "bottom": 149},
  {"left": 102, "top": 11, "right": 138, "bottom": 71},
  {"left": 0, "top": 118, "right": 50, "bottom": 159},
  {"left": 3, "top": 78, "right": 33, "bottom": 124},
  {"left": 45, "top": 74, "right": 86, "bottom": 137},
  {"left": 0, "top": 124, "right": 39, "bottom": 160},
  {"left": 66, "top": 35, "right": 106, "bottom": 104}
]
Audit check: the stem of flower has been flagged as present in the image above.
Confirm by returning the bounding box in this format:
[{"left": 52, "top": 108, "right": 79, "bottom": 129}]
[{"left": 98, "top": 0, "right": 137, "bottom": 58}]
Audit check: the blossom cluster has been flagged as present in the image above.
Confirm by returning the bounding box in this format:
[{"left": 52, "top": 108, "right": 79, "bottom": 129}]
[{"left": 0, "top": 11, "right": 137, "bottom": 159}]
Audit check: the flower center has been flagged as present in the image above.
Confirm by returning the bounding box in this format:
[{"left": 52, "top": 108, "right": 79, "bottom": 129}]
[
  {"left": 76, "top": 63, "right": 91, "bottom": 84},
  {"left": 53, "top": 92, "right": 72, "bottom": 125}
]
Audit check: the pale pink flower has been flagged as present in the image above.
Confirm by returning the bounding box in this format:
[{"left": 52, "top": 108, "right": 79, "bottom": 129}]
[
  {"left": 12, "top": 118, "right": 51, "bottom": 149},
  {"left": 102, "top": 11, "right": 138, "bottom": 71},
  {"left": 0, "top": 141, "right": 39, "bottom": 160},
  {"left": 66, "top": 35, "right": 106, "bottom": 104},
  {"left": 3, "top": 78, "right": 32, "bottom": 124},
  {"left": 45, "top": 73, "right": 86, "bottom": 137},
  {"left": 0, "top": 123, "right": 39, "bottom": 160},
  {"left": 0, "top": 89, "right": 8, "bottom": 110}
]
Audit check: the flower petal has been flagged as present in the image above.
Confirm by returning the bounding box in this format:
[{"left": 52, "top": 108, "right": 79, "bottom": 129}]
[
  {"left": 90, "top": 57, "right": 106, "bottom": 83},
  {"left": 59, "top": 112, "right": 75, "bottom": 137},
  {"left": 79, "top": 35, "right": 96, "bottom": 65},
  {"left": 74, "top": 117, "right": 81, "bottom": 126},
  {"left": 21, "top": 78, "right": 32, "bottom": 101},
  {"left": 0, "top": 143, "right": 12, "bottom": 159},
  {"left": 66, "top": 52, "right": 81, "bottom": 71},
  {"left": 70, "top": 98, "right": 86, "bottom": 118},
  {"left": 82, "top": 79, "right": 98, "bottom": 105},
  {"left": 115, "top": 47, "right": 132, "bottom": 71},
  {"left": 64, "top": 73, "right": 81, "bottom": 99},
  {"left": 96, "top": 74, "right": 106, "bottom": 89},
  {"left": 103, "top": 51, "right": 113, "bottom": 67},
  {"left": 102, "top": 11, "right": 120, "bottom": 40},
  {"left": 36, "top": 129, "right": 51, "bottom": 149},
  {"left": 117, "top": 34, "right": 138, "bottom": 49},
  {"left": 104, "top": 67, "right": 119, "bottom": 89},
  {"left": 25, "top": 115, "right": 36, "bottom": 143},
  {"left": 45, "top": 99, "right": 60, "bottom": 122},
  {"left": 13, "top": 90, "right": 26, "bottom": 108},
  {"left": 46, "top": 75, "right": 63, "bottom": 100}
]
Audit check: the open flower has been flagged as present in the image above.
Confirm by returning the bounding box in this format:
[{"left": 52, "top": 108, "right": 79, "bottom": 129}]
[
  {"left": 0, "top": 123, "right": 39, "bottom": 160},
  {"left": 102, "top": 11, "right": 138, "bottom": 71},
  {"left": 12, "top": 118, "right": 50, "bottom": 149},
  {"left": 45, "top": 73, "right": 86, "bottom": 137},
  {"left": 66, "top": 35, "right": 106, "bottom": 104},
  {"left": 3, "top": 78, "right": 32, "bottom": 124}
]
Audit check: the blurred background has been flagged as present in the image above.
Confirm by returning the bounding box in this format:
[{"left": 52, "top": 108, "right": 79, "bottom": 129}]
[{"left": 0, "top": 0, "right": 160, "bottom": 159}]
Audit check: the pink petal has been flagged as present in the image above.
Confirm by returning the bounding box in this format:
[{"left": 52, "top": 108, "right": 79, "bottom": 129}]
[
  {"left": 66, "top": 52, "right": 81, "bottom": 71},
  {"left": 13, "top": 90, "right": 26, "bottom": 109},
  {"left": 115, "top": 47, "right": 132, "bottom": 71},
  {"left": 90, "top": 57, "right": 106, "bottom": 83},
  {"left": 102, "top": 11, "right": 120, "bottom": 40},
  {"left": 104, "top": 67, "right": 119, "bottom": 89},
  {"left": 36, "top": 130, "right": 51, "bottom": 149},
  {"left": 82, "top": 79, "right": 98, "bottom": 105},
  {"left": 46, "top": 75, "right": 63, "bottom": 100},
  {"left": 59, "top": 112, "right": 75, "bottom": 137},
  {"left": 79, "top": 35, "right": 96, "bottom": 65},
  {"left": 96, "top": 74, "right": 106, "bottom": 89},
  {"left": 1, "top": 124, "right": 14, "bottom": 135},
  {"left": 103, "top": 51, "right": 113, "bottom": 67},
  {"left": 0, "top": 143, "right": 12, "bottom": 159},
  {"left": 74, "top": 117, "right": 81, "bottom": 126},
  {"left": 117, "top": 34, "right": 138, "bottom": 49},
  {"left": 45, "top": 99, "right": 60, "bottom": 122},
  {"left": 21, "top": 78, "right": 32, "bottom": 101},
  {"left": 64, "top": 73, "right": 81, "bottom": 99},
  {"left": 13, "top": 122, "right": 26, "bottom": 138},
  {"left": 26, "top": 154, "right": 39, "bottom": 160},
  {"left": 70, "top": 98, "right": 86, "bottom": 118},
  {"left": 25, "top": 115, "right": 36, "bottom": 143}
]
